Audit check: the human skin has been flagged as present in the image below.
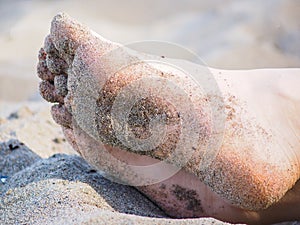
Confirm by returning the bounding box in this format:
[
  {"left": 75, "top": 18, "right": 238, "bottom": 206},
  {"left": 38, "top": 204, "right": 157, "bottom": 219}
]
[
  {"left": 60, "top": 67, "right": 300, "bottom": 224},
  {"left": 38, "top": 13, "right": 300, "bottom": 224}
]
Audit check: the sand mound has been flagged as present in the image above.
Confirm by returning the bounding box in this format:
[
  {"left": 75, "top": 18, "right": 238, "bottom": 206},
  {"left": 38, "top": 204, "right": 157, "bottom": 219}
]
[{"left": 0, "top": 139, "right": 232, "bottom": 224}]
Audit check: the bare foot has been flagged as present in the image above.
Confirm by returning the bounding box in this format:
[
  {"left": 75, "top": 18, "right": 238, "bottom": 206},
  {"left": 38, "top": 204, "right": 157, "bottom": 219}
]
[{"left": 37, "top": 13, "right": 300, "bottom": 224}]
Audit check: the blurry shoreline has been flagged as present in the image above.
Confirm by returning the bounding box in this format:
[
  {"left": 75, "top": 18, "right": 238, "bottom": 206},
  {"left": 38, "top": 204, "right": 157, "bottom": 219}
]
[
  {"left": 0, "top": 0, "right": 299, "bottom": 102},
  {"left": 0, "top": 1, "right": 299, "bottom": 224}
]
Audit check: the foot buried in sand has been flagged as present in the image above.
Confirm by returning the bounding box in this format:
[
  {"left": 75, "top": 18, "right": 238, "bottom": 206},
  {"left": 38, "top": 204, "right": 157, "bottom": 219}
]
[{"left": 37, "top": 13, "right": 300, "bottom": 224}]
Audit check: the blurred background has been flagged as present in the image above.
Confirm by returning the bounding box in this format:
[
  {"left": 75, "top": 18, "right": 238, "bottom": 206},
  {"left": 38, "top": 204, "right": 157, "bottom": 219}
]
[{"left": 0, "top": 0, "right": 299, "bottom": 103}]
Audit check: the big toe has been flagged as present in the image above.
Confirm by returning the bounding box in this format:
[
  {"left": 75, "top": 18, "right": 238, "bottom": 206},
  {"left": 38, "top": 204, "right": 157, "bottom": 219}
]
[{"left": 50, "top": 13, "right": 94, "bottom": 63}]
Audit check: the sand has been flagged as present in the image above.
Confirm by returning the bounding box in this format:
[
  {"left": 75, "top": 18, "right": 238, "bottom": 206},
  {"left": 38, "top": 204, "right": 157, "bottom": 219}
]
[
  {"left": 0, "top": 101, "right": 299, "bottom": 225},
  {"left": 0, "top": 0, "right": 299, "bottom": 224},
  {"left": 0, "top": 107, "right": 230, "bottom": 224}
]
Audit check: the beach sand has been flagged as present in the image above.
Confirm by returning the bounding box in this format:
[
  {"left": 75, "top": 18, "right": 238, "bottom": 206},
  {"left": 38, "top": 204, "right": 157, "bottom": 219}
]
[
  {"left": 0, "top": 103, "right": 233, "bottom": 224},
  {"left": 0, "top": 0, "right": 299, "bottom": 224},
  {"left": 1, "top": 102, "right": 299, "bottom": 224}
]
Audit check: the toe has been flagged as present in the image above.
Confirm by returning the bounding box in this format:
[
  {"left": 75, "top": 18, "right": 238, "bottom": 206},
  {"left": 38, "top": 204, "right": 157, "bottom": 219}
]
[
  {"left": 51, "top": 104, "right": 72, "bottom": 128},
  {"left": 44, "top": 35, "right": 68, "bottom": 74},
  {"left": 39, "top": 80, "right": 64, "bottom": 103},
  {"left": 44, "top": 35, "right": 58, "bottom": 56},
  {"left": 37, "top": 48, "right": 56, "bottom": 81},
  {"left": 46, "top": 54, "right": 68, "bottom": 75},
  {"left": 50, "top": 13, "right": 92, "bottom": 63}
]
